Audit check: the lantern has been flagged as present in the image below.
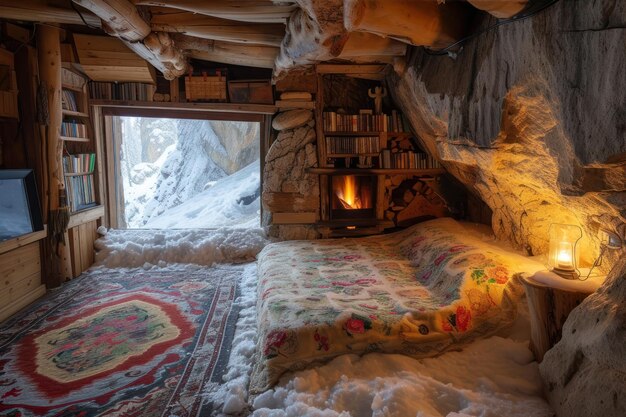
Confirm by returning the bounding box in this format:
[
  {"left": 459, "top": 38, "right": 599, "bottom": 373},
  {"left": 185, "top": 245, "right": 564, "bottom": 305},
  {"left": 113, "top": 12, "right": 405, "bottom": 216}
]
[{"left": 547, "top": 223, "right": 582, "bottom": 279}]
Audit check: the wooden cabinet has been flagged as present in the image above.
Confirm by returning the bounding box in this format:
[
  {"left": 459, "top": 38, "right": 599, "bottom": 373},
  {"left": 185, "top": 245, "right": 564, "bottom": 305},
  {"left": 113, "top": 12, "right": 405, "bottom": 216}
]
[{"left": 0, "top": 229, "right": 47, "bottom": 323}]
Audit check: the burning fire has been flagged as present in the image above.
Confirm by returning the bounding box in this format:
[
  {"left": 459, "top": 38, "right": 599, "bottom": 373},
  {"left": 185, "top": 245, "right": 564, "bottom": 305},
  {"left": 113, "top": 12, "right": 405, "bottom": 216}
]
[
  {"left": 336, "top": 175, "right": 361, "bottom": 209},
  {"left": 334, "top": 175, "right": 372, "bottom": 210}
]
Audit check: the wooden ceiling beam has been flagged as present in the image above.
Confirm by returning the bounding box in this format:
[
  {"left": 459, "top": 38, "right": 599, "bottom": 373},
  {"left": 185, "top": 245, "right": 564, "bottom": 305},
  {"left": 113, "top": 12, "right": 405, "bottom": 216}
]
[
  {"left": 72, "top": 0, "right": 188, "bottom": 79},
  {"left": 149, "top": 8, "right": 285, "bottom": 46},
  {"left": 132, "top": 0, "right": 297, "bottom": 23},
  {"left": 0, "top": 0, "right": 101, "bottom": 26},
  {"left": 172, "top": 34, "right": 278, "bottom": 69}
]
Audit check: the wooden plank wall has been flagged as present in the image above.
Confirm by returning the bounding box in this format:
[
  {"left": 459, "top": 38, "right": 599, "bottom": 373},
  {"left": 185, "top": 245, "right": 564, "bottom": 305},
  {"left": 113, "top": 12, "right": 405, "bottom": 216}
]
[{"left": 68, "top": 220, "right": 99, "bottom": 278}]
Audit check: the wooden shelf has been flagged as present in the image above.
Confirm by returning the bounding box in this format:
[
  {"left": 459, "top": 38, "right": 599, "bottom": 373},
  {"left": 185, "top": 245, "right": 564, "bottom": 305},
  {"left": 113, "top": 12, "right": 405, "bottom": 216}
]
[
  {"left": 0, "top": 226, "right": 47, "bottom": 256},
  {"left": 324, "top": 131, "right": 407, "bottom": 136},
  {"left": 60, "top": 135, "right": 90, "bottom": 142},
  {"left": 62, "top": 83, "right": 85, "bottom": 92},
  {"left": 64, "top": 172, "right": 94, "bottom": 177},
  {"left": 327, "top": 153, "right": 380, "bottom": 158},
  {"left": 62, "top": 109, "right": 89, "bottom": 118},
  {"left": 89, "top": 99, "right": 277, "bottom": 115},
  {"left": 68, "top": 205, "right": 105, "bottom": 228},
  {"left": 307, "top": 167, "right": 445, "bottom": 176},
  {"left": 276, "top": 100, "right": 315, "bottom": 109}
]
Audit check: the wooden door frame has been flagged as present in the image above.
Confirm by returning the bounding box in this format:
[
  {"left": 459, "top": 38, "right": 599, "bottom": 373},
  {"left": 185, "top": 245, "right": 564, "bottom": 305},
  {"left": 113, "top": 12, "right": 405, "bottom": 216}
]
[{"left": 92, "top": 104, "right": 271, "bottom": 229}]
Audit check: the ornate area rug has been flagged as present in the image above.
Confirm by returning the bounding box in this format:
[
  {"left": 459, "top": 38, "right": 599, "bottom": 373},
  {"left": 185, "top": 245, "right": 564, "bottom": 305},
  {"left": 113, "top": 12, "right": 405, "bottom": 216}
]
[{"left": 0, "top": 266, "right": 243, "bottom": 417}]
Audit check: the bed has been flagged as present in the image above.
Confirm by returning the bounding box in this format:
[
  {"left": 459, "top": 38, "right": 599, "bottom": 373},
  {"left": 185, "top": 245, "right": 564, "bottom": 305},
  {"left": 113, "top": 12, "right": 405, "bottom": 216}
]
[{"left": 251, "top": 218, "right": 545, "bottom": 392}]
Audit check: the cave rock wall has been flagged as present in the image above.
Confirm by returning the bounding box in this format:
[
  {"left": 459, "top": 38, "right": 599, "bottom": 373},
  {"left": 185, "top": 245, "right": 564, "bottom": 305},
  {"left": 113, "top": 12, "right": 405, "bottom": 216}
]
[{"left": 389, "top": 0, "right": 626, "bottom": 270}]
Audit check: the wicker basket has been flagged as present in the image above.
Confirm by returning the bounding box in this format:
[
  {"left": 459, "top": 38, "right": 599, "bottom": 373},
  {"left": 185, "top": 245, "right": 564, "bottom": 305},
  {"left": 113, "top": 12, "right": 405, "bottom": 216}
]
[{"left": 185, "top": 71, "right": 227, "bottom": 102}]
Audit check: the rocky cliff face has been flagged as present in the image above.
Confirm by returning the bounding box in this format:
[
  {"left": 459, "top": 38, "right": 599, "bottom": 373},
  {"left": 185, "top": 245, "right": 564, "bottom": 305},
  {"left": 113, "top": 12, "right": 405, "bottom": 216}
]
[
  {"left": 389, "top": 0, "right": 625, "bottom": 270},
  {"left": 539, "top": 257, "right": 626, "bottom": 417},
  {"left": 387, "top": 2, "right": 625, "bottom": 415}
]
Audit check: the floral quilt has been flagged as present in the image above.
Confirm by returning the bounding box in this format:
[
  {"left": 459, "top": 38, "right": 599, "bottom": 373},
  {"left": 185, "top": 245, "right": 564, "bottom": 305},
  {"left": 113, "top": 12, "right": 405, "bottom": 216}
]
[{"left": 250, "top": 218, "right": 545, "bottom": 392}]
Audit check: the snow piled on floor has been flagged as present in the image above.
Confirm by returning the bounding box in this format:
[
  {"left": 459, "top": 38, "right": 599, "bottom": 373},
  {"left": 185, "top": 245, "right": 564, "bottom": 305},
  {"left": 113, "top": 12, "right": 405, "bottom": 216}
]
[
  {"left": 211, "top": 266, "right": 553, "bottom": 417},
  {"left": 93, "top": 227, "right": 269, "bottom": 269},
  {"left": 203, "top": 263, "right": 259, "bottom": 416}
]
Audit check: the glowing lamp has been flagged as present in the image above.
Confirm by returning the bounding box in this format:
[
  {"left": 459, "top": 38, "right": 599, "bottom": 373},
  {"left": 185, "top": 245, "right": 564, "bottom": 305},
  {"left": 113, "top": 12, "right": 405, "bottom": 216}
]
[{"left": 547, "top": 223, "right": 582, "bottom": 279}]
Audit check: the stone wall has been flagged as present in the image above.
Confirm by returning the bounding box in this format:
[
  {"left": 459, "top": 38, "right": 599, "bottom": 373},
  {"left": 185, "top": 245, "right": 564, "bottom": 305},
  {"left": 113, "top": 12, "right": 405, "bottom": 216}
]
[
  {"left": 262, "top": 108, "right": 320, "bottom": 240},
  {"left": 388, "top": 0, "right": 626, "bottom": 271}
]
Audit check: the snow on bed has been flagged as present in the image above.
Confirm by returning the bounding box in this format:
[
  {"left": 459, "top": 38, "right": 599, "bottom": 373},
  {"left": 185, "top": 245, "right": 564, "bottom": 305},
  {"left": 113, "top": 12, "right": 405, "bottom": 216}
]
[
  {"left": 144, "top": 160, "right": 261, "bottom": 229},
  {"left": 93, "top": 227, "right": 268, "bottom": 269},
  {"left": 209, "top": 267, "right": 554, "bottom": 417}
]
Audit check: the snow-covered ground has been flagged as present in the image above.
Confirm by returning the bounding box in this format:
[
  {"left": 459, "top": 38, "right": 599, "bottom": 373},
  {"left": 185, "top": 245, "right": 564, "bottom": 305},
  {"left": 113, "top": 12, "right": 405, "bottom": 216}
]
[
  {"left": 118, "top": 117, "right": 260, "bottom": 229},
  {"left": 144, "top": 160, "right": 261, "bottom": 229}
]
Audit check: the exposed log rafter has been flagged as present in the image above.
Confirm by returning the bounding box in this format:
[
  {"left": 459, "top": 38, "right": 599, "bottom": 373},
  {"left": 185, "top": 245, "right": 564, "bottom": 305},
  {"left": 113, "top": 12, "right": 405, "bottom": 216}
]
[
  {"left": 132, "top": 0, "right": 298, "bottom": 23},
  {"left": 72, "top": 0, "right": 188, "bottom": 79},
  {"left": 149, "top": 8, "right": 285, "bottom": 46},
  {"left": 0, "top": 0, "right": 101, "bottom": 27}
]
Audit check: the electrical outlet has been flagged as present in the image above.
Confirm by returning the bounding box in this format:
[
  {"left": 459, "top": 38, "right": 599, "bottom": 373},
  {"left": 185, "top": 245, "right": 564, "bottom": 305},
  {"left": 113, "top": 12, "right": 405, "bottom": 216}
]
[{"left": 599, "top": 229, "right": 622, "bottom": 250}]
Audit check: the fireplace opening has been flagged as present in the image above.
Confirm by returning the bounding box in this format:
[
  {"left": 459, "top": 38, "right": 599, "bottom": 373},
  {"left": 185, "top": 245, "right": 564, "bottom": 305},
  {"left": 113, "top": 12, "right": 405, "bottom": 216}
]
[{"left": 330, "top": 175, "right": 376, "bottom": 220}]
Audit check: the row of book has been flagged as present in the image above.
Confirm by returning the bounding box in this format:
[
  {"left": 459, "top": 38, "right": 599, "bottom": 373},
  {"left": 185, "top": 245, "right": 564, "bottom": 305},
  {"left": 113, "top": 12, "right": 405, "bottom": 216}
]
[
  {"left": 325, "top": 136, "right": 381, "bottom": 155},
  {"left": 88, "top": 81, "right": 155, "bottom": 101},
  {"left": 61, "top": 89, "right": 79, "bottom": 112},
  {"left": 63, "top": 153, "right": 96, "bottom": 175},
  {"left": 61, "top": 120, "right": 88, "bottom": 138},
  {"left": 64, "top": 174, "right": 97, "bottom": 212},
  {"left": 380, "top": 150, "right": 442, "bottom": 170},
  {"left": 323, "top": 110, "right": 407, "bottom": 133}
]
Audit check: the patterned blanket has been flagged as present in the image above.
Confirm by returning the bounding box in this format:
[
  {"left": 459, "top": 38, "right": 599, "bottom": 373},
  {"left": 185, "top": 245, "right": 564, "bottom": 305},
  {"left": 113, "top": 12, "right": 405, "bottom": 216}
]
[{"left": 250, "top": 218, "right": 545, "bottom": 392}]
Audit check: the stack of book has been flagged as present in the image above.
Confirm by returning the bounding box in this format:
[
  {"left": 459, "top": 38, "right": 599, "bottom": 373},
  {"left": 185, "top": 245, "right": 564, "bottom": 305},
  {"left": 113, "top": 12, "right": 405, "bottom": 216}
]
[
  {"left": 323, "top": 110, "right": 407, "bottom": 133},
  {"left": 61, "top": 120, "right": 88, "bottom": 138},
  {"left": 61, "top": 89, "right": 78, "bottom": 112},
  {"left": 325, "top": 136, "right": 381, "bottom": 155},
  {"left": 64, "top": 175, "right": 97, "bottom": 212},
  {"left": 380, "top": 150, "right": 441, "bottom": 169},
  {"left": 63, "top": 153, "right": 97, "bottom": 212},
  {"left": 88, "top": 81, "right": 155, "bottom": 101},
  {"left": 63, "top": 153, "right": 96, "bottom": 174}
]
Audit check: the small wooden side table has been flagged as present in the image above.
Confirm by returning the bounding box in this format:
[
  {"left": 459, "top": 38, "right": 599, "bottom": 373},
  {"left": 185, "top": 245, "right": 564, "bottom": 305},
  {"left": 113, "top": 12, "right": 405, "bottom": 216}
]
[{"left": 521, "top": 270, "right": 604, "bottom": 362}]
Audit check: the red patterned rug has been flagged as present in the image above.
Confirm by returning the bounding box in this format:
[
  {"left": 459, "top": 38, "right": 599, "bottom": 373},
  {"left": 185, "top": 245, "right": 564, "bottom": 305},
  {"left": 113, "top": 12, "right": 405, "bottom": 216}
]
[{"left": 0, "top": 266, "right": 243, "bottom": 417}]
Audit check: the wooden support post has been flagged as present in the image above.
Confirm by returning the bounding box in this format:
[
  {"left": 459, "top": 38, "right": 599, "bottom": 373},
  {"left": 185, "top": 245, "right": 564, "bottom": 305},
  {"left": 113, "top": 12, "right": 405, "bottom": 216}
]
[
  {"left": 37, "top": 24, "right": 72, "bottom": 287},
  {"left": 522, "top": 273, "right": 597, "bottom": 362}
]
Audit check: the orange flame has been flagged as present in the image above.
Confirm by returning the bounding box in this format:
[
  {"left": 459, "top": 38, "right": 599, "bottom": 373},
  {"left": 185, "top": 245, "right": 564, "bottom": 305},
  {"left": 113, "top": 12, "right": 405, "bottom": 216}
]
[{"left": 334, "top": 175, "right": 371, "bottom": 209}]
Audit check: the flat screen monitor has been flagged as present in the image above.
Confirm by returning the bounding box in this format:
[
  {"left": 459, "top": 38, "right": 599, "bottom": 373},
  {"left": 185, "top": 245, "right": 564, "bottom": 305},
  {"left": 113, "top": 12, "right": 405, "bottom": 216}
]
[{"left": 0, "top": 169, "right": 44, "bottom": 241}]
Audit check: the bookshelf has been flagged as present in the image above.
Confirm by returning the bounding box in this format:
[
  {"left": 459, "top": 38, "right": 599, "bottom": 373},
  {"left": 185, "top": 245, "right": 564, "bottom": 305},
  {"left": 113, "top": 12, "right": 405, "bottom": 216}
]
[
  {"left": 312, "top": 68, "right": 445, "bottom": 236},
  {"left": 88, "top": 81, "right": 155, "bottom": 101},
  {"left": 61, "top": 72, "right": 90, "bottom": 142},
  {"left": 61, "top": 69, "right": 101, "bottom": 214},
  {"left": 61, "top": 68, "right": 104, "bottom": 278}
]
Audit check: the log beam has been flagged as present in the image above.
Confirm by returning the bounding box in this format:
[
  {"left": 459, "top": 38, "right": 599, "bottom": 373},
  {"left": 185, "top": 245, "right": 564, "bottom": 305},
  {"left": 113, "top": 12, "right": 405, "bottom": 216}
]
[
  {"left": 37, "top": 24, "right": 73, "bottom": 286},
  {"left": 72, "top": 0, "right": 188, "bottom": 79},
  {"left": 149, "top": 8, "right": 285, "bottom": 46},
  {"left": 344, "top": 0, "right": 470, "bottom": 49},
  {"left": 133, "top": 0, "right": 297, "bottom": 23},
  {"left": 172, "top": 34, "right": 278, "bottom": 69},
  {"left": 0, "top": 0, "right": 100, "bottom": 27},
  {"left": 73, "top": 0, "right": 150, "bottom": 42}
]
